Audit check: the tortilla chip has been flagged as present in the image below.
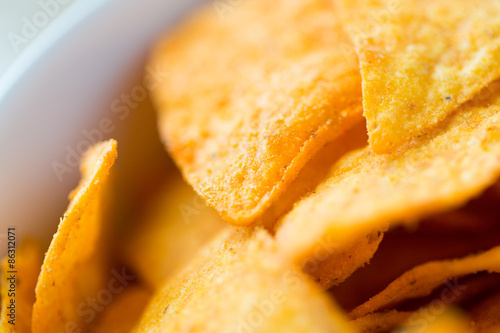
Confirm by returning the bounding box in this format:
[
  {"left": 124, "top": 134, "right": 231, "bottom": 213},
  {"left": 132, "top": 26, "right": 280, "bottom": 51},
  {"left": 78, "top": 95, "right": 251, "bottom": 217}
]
[
  {"left": 122, "top": 170, "right": 227, "bottom": 289},
  {"left": 150, "top": 0, "right": 362, "bottom": 225},
  {"left": 277, "top": 80, "right": 500, "bottom": 269},
  {"left": 32, "top": 140, "right": 117, "bottom": 333},
  {"left": 349, "top": 246, "right": 500, "bottom": 319},
  {"left": 336, "top": 0, "right": 500, "bottom": 153},
  {"left": 469, "top": 292, "right": 500, "bottom": 332},
  {"left": 134, "top": 228, "right": 353, "bottom": 333},
  {"left": 258, "top": 121, "right": 382, "bottom": 289},
  {"left": 350, "top": 310, "right": 411, "bottom": 333},
  {"left": 304, "top": 229, "right": 384, "bottom": 290},
  {"left": 0, "top": 239, "right": 43, "bottom": 333},
  {"left": 90, "top": 285, "right": 152, "bottom": 333},
  {"left": 390, "top": 274, "right": 500, "bottom": 332},
  {"left": 330, "top": 221, "right": 500, "bottom": 312},
  {"left": 351, "top": 302, "right": 475, "bottom": 332},
  {"left": 401, "top": 309, "right": 472, "bottom": 333},
  {"left": 263, "top": 119, "right": 369, "bottom": 228}
]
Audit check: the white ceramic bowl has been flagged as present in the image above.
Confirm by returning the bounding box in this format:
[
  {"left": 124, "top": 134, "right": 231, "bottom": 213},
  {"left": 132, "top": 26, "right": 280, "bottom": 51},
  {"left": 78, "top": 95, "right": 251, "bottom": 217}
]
[{"left": 0, "top": 0, "right": 203, "bottom": 254}]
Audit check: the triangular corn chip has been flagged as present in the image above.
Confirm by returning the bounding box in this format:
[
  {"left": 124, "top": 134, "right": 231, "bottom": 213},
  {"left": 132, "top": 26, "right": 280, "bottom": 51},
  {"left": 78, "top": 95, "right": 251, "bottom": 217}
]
[
  {"left": 260, "top": 120, "right": 369, "bottom": 228},
  {"left": 150, "top": 0, "right": 362, "bottom": 225},
  {"left": 401, "top": 309, "right": 472, "bottom": 333},
  {"left": 330, "top": 216, "right": 500, "bottom": 312},
  {"left": 304, "top": 229, "right": 383, "bottom": 290},
  {"left": 32, "top": 140, "right": 117, "bottom": 333},
  {"left": 122, "top": 172, "right": 227, "bottom": 289},
  {"left": 0, "top": 240, "right": 43, "bottom": 333},
  {"left": 350, "top": 246, "right": 500, "bottom": 318},
  {"left": 351, "top": 305, "right": 472, "bottom": 332},
  {"left": 277, "top": 81, "right": 500, "bottom": 265},
  {"left": 134, "top": 228, "right": 353, "bottom": 333},
  {"left": 336, "top": 0, "right": 500, "bottom": 153},
  {"left": 267, "top": 121, "right": 384, "bottom": 289},
  {"left": 350, "top": 310, "right": 411, "bottom": 333}
]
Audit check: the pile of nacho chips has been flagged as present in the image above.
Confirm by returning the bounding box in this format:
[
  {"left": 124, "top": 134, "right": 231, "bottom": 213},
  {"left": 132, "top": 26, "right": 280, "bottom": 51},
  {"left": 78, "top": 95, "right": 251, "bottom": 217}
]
[{"left": 4, "top": 0, "right": 500, "bottom": 332}]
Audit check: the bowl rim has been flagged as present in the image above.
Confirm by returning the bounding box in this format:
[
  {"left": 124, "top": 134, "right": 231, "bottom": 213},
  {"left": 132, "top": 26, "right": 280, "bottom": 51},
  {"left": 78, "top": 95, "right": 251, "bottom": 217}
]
[{"left": 0, "top": 0, "right": 112, "bottom": 107}]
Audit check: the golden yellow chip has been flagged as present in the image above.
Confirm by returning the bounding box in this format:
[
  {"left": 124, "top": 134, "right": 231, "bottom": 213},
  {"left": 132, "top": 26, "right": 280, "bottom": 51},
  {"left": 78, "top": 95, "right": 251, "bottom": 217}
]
[
  {"left": 350, "top": 310, "right": 411, "bottom": 333},
  {"left": 262, "top": 121, "right": 383, "bottom": 289},
  {"left": 264, "top": 119, "right": 369, "bottom": 227},
  {"left": 299, "top": 229, "right": 384, "bottom": 290},
  {"left": 349, "top": 246, "right": 500, "bottom": 319},
  {"left": 336, "top": 0, "right": 500, "bottom": 153},
  {"left": 150, "top": 0, "right": 362, "bottom": 225},
  {"left": 469, "top": 292, "right": 500, "bottom": 332},
  {"left": 330, "top": 220, "right": 500, "bottom": 315},
  {"left": 0, "top": 239, "right": 43, "bottom": 333},
  {"left": 90, "top": 285, "right": 152, "bottom": 333},
  {"left": 122, "top": 170, "right": 227, "bottom": 289},
  {"left": 401, "top": 309, "right": 472, "bottom": 333},
  {"left": 351, "top": 306, "right": 472, "bottom": 332},
  {"left": 277, "top": 80, "right": 500, "bottom": 267},
  {"left": 32, "top": 140, "right": 117, "bottom": 333},
  {"left": 134, "top": 228, "right": 354, "bottom": 333}
]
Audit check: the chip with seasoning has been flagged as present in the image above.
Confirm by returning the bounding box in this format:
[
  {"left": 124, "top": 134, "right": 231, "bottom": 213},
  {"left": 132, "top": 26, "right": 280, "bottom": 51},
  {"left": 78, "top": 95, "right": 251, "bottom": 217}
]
[
  {"left": 349, "top": 246, "right": 500, "bottom": 319},
  {"left": 277, "top": 80, "right": 500, "bottom": 266},
  {"left": 401, "top": 309, "right": 472, "bottom": 333},
  {"left": 350, "top": 310, "right": 411, "bottom": 333},
  {"left": 336, "top": 0, "right": 500, "bottom": 153},
  {"left": 9, "top": 1, "right": 500, "bottom": 332},
  {"left": 133, "top": 228, "right": 354, "bottom": 333},
  {"left": 150, "top": 0, "right": 363, "bottom": 225},
  {"left": 32, "top": 140, "right": 117, "bottom": 333}
]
